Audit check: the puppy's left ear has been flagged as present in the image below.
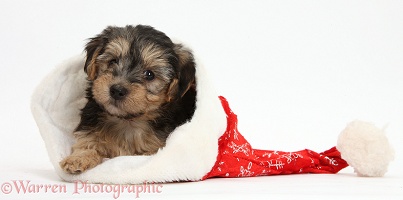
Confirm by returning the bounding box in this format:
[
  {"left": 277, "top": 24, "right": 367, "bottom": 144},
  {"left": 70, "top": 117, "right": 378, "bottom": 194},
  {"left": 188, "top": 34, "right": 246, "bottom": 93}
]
[
  {"left": 167, "top": 44, "right": 196, "bottom": 101},
  {"left": 84, "top": 29, "right": 110, "bottom": 80}
]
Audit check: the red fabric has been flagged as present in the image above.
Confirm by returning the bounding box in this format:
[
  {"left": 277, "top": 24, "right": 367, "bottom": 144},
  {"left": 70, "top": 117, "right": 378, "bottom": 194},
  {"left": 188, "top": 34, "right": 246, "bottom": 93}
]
[{"left": 203, "top": 96, "right": 348, "bottom": 179}]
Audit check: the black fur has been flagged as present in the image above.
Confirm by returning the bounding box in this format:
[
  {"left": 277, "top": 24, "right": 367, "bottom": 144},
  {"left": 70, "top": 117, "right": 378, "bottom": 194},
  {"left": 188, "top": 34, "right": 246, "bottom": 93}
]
[
  {"left": 76, "top": 25, "right": 196, "bottom": 144},
  {"left": 75, "top": 82, "right": 197, "bottom": 141},
  {"left": 151, "top": 87, "right": 196, "bottom": 140}
]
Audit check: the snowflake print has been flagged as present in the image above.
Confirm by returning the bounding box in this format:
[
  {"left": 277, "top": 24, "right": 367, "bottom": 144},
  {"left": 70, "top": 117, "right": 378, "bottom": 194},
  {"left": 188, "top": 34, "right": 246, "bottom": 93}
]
[
  {"left": 280, "top": 152, "right": 304, "bottom": 164},
  {"left": 228, "top": 141, "right": 251, "bottom": 156},
  {"left": 310, "top": 157, "right": 315, "bottom": 164},
  {"left": 233, "top": 122, "right": 239, "bottom": 140},
  {"left": 324, "top": 156, "right": 338, "bottom": 166},
  {"left": 259, "top": 169, "right": 271, "bottom": 176},
  {"left": 238, "top": 162, "right": 254, "bottom": 177},
  {"left": 261, "top": 152, "right": 272, "bottom": 158},
  {"left": 267, "top": 160, "right": 284, "bottom": 170}
]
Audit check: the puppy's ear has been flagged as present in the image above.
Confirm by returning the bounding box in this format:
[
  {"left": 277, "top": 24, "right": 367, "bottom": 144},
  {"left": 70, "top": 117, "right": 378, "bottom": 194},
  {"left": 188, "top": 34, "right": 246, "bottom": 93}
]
[
  {"left": 167, "top": 44, "right": 196, "bottom": 101},
  {"left": 84, "top": 29, "right": 109, "bottom": 80}
]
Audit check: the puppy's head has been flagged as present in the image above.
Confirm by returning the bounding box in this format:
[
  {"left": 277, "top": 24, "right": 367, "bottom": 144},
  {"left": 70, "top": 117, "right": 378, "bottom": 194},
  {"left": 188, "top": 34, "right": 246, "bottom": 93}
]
[{"left": 84, "top": 25, "right": 196, "bottom": 119}]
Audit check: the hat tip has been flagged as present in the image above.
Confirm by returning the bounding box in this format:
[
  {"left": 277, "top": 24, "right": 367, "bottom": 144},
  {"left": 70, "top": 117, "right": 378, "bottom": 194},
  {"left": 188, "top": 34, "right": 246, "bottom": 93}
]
[{"left": 336, "top": 120, "right": 394, "bottom": 177}]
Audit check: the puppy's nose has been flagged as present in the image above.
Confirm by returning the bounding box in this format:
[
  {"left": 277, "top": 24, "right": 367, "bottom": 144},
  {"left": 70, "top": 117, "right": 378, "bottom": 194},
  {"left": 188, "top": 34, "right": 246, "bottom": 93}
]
[{"left": 110, "top": 84, "right": 128, "bottom": 100}]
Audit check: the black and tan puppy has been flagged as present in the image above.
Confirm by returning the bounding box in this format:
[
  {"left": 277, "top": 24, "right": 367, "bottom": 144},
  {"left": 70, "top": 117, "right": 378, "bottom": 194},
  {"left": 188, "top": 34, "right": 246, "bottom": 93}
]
[{"left": 60, "top": 25, "right": 197, "bottom": 174}]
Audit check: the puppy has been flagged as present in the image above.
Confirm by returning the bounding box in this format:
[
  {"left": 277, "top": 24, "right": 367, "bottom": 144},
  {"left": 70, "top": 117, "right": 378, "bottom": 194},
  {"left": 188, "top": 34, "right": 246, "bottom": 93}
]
[{"left": 60, "top": 25, "right": 197, "bottom": 174}]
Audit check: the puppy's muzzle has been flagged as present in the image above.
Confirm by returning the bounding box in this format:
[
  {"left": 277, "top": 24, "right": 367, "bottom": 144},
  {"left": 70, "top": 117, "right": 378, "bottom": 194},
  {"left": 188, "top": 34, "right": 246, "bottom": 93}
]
[{"left": 110, "top": 84, "right": 128, "bottom": 100}]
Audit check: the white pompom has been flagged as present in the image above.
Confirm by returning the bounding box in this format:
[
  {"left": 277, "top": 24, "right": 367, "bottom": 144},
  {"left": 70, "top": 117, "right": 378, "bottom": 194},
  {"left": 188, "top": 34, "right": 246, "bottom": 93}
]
[{"left": 337, "top": 120, "right": 394, "bottom": 177}]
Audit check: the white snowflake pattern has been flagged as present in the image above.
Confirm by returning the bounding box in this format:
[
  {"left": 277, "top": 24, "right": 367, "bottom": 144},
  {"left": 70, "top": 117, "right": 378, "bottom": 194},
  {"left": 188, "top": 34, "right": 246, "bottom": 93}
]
[
  {"left": 233, "top": 130, "right": 239, "bottom": 140},
  {"left": 238, "top": 162, "right": 254, "bottom": 177},
  {"left": 280, "top": 152, "right": 304, "bottom": 164},
  {"left": 318, "top": 154, "right": 339, "bottom": 166},
  {"left": 227, "top": 141, "right": 251, "bottom": 156},
  {"left": 323, "top": 156, "right": 338, "bottom": 166},
  {"left": 310, "top": 157, "right": 315, "bottom": 164},
  {"left": 267, "top": 160, "right": 284, "bottom": 170},
  {"left": 259, "top": 169, "right": 271, "bottom": 176},
  {"left": 261, "top": 152, "right": 272, "bottom": 158},
  {"left": 233, "top": 123, "right": 239, "bottom": 140}
]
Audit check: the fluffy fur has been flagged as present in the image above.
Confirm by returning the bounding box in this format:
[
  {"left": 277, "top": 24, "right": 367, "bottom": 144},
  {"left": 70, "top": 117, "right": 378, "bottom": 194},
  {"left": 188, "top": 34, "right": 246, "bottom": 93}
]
[
  {"left": 31, "top": 51, "right": 227, "bottom": 184},
  {"left": 60, "top": 25, "right": 197, "bottom": 174},
  {"left": 31, "top": 28, "right": 394, "bottom": 184},
  {"left": 337, "top": 120, "right": 394, "bottom": 177}
]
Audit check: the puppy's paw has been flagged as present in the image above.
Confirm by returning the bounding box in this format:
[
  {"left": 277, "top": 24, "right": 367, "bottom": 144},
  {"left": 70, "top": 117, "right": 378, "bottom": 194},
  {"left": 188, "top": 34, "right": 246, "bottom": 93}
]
[{"left": 60, "top": 150, "right": 101, "bottom": 174}]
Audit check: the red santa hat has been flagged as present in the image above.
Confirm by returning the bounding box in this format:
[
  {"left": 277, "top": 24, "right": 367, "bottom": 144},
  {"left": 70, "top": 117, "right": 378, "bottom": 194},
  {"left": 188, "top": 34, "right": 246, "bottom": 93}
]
[{"left": 31, "top": 54, "right": 394, "bottom": 184}]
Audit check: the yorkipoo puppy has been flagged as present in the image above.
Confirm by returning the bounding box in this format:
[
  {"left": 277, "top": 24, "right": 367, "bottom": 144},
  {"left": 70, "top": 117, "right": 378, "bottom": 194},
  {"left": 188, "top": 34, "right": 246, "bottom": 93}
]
[{"left": 60, "top": 25, "right": 197, "bottom": 174}]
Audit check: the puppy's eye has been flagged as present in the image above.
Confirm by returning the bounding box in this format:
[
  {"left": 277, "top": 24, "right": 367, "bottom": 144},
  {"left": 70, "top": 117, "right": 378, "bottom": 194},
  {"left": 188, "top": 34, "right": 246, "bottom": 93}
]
[
  {"left": 108, "top": 59, "right": 118, "bottom": 66},
  {"left": 144, "top": 70, "right": 155, "bottom": 81}
]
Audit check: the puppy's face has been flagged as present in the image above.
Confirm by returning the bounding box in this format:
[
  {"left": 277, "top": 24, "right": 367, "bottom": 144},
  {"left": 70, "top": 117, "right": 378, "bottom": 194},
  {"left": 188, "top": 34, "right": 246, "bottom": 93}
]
[{"left": 84, "top": 25, "right": 195, "bottom": 119}]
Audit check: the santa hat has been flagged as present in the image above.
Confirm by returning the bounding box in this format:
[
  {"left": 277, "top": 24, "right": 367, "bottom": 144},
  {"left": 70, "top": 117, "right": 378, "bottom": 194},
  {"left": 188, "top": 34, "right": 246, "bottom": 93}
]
[{"left": 31, "top": 54, "right": 394, "bottom": 184}]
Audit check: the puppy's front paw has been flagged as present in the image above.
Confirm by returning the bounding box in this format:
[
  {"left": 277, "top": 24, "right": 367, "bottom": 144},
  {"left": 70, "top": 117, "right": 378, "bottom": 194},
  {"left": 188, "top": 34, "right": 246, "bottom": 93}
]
[{"left": 60, "top": 150, "right": 102, "bottom": 174}]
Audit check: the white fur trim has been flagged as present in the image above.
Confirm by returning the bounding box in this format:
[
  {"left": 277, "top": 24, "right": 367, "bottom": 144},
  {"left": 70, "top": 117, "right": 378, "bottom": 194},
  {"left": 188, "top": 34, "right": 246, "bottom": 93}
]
[
  {"left": 31, "top": 54, "right": 227, "bottom": 184},
  {"left": 337, "top": 120, "right": 394, "bottom": 177}
]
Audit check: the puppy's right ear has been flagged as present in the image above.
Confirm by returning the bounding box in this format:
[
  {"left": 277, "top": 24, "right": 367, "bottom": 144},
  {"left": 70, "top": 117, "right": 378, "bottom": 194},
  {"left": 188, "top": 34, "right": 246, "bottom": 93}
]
[
  {"left": 166, "top": 44, "right": 196, "bottom": 101},
  {"left": 84, "top": 30, "right": 109, "bottom": 80}
]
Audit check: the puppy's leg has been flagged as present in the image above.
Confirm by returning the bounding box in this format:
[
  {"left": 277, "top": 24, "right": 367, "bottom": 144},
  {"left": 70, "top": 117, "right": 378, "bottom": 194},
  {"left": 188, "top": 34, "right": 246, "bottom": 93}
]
[{"left": 60, "top": 134, "right": 105, "bottom": 174}]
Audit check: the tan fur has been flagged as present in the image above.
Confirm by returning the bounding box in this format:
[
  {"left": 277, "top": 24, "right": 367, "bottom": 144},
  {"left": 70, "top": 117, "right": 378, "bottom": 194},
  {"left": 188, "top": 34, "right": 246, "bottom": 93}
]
[
  {"left": 91, "top": 72, "right": 167, "bottom": 119},
  {"left": 174, "top": 44, "right": 193, "bottom": 67},
  {"left": 60, "top": 116, "right": 163, "bottom": 174},
  {"left": 166, "top": 78, "right": 179, "bottom": 102},
  {"left": 60, "top": 148, "right": 102, "bottom": 174},
  {"left": 86, "top": 48, "right": 102, "bottom": 80},
  {"left": 106, "top": 38, "right": 130, "bottom": 57},
  {"left": 141, "top": 44, "right": 170, "bottom": 67},
  {"left": 60, "top": 25, "right": 196, "bottom": 174},
  {"left": 61, "top": 42, "right": 171, "bottom": 174}
]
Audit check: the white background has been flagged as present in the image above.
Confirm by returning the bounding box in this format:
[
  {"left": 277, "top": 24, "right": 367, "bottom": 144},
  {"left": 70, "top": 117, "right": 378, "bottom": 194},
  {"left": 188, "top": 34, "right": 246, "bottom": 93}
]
[{"left": 0, "top": 0, "right": 402, "bottom": 199}]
